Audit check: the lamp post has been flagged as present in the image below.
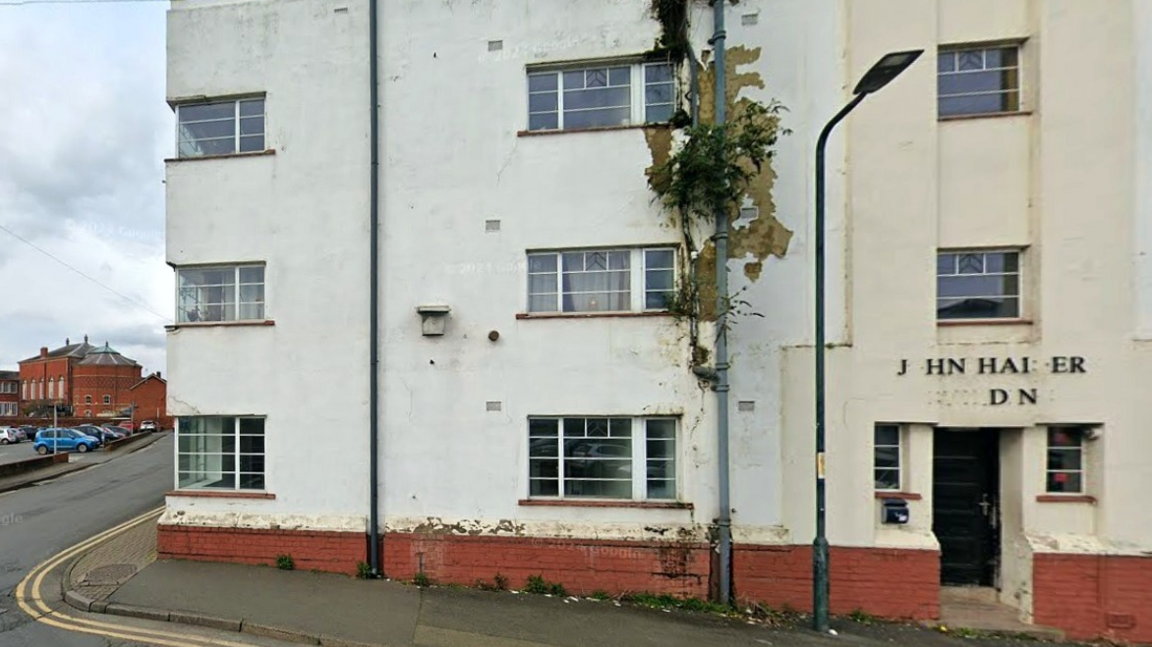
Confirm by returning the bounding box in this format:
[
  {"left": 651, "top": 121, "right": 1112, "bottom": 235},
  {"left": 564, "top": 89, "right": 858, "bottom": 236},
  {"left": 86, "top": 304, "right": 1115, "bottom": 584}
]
[{"left": 813, "top": 49, "right": 923, "bottom": 633}]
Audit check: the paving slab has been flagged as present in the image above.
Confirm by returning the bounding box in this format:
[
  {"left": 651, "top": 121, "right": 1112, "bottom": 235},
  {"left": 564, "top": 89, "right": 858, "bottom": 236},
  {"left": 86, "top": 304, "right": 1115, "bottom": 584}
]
[{"left": 112, "top": 559, "right": 422, "bottom": 646}]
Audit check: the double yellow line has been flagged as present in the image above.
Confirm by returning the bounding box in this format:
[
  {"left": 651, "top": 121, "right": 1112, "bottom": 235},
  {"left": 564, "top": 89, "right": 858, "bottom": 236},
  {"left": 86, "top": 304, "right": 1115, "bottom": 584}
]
[{"left": 14, "top": 506, "right": 255, "bottom": 647}]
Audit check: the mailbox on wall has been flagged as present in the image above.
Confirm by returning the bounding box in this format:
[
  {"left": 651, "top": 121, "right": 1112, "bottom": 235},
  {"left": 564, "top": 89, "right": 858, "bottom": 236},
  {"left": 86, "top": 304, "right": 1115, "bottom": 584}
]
[{"left": 881, "top": 498, "right": 910, "bottom": 525}]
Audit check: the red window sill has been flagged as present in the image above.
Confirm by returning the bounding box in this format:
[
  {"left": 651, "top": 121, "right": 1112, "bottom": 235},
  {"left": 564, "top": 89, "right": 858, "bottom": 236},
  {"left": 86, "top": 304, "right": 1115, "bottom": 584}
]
[
  {"left": 167, "top": 490, "right": 276, "bottom": 500},
  {"left": 938, "top": 318, "right": 1033, "bottom": 327},
  {"left": 1036, "top": 494, "right": 1096, "bottom": 504},
  {"left": 164, "top": 149, "right": 276, "bottom": 163},
  {"left": 516, "top": 311, "right": 673, "bottom": 321},
  {"left": 165, "top": 320, "right": 275, "bottom": 331},
  {"left": 517, "top": 123, "right": 670, "bottom": 138},
  {"left": 519, "top": 499, "right": 692, "bottom": 510},
  {"left": 874, "top": 491, "right": 923, "bottom": 501}
]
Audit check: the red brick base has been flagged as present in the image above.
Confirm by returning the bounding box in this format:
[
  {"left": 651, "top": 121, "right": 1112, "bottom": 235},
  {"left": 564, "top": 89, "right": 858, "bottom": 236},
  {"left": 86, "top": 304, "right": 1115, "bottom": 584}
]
[
  {"left": 157, "top": 524, "right": 939, "bottom": 620},
  {"left": 157, "top": 525, "right": 365, "bottom": 573},
  {"left": 735, "top": 544, "right": 940, "bottom": 619},
  {"left": 1033, "top": 552, "right": 1152, "bottom": 643}
]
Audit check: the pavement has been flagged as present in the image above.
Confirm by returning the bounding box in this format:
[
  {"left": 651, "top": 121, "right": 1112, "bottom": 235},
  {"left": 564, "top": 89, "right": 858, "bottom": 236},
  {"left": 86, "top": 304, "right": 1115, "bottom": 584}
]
[{"left": 57, "top": 514, "right": 1110, "bottom": 647}]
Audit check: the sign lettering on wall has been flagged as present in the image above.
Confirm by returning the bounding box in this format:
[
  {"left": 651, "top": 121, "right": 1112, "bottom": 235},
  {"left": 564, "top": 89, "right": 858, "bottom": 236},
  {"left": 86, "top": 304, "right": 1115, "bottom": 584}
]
[{"left": 896, "top": 356, "right": 1087, "bottom": 406}]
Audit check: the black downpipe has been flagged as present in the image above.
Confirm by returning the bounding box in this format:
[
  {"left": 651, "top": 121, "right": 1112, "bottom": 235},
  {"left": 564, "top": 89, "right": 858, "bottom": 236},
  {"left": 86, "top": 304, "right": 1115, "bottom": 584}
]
[{"left": 368, "top": 0, "right": 382, "bottom": 577}]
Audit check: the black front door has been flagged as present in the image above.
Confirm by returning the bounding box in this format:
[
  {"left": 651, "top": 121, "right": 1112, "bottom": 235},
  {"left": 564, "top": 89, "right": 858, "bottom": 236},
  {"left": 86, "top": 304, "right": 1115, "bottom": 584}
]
[{"left": 933, "top": 429, "right": 999, "bottom": 586}]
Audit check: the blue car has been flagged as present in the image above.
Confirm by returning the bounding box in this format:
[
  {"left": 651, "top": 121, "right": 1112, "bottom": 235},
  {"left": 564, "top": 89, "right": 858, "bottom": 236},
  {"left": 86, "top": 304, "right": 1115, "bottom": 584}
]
[{"left": 34, "top": 428, "right": 101, "bottom": 455}]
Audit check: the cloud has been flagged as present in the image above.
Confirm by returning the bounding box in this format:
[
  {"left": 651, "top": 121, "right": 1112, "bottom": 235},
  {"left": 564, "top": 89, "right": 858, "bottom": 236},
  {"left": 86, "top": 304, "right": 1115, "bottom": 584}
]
[{"left": 0, "top": 3, "right": 171, "bottom": 373}]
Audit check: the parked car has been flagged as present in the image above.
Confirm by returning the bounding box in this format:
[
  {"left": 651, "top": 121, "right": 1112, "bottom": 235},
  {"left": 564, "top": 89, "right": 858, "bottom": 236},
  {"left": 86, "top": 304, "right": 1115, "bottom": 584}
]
[
  {"left": 34, "top": 428, "right": 101, "bottom": 454},
  {"left": 103, "top": 421, "right": 135, "bottom": 434},
  {"left": 139, "top": 420, "right": 157, "bottom": 432},
  {"left": 75, "top": 426, "right": 118, "bottom": 443},
  {"left": 104, "top": 425, "right": 131, "bottom": 438},
  {"left": 18, "top": 425, "right": 37, "bottom": 439},
  {"left": 0, "top": 427, "right": 19, "bottom": 444}
]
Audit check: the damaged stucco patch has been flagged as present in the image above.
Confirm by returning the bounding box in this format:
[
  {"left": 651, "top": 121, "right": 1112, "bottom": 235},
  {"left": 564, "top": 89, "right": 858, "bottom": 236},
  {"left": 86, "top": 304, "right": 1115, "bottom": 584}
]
[{"left": 645, "top": 46, "right": 793, "bottom": 321}]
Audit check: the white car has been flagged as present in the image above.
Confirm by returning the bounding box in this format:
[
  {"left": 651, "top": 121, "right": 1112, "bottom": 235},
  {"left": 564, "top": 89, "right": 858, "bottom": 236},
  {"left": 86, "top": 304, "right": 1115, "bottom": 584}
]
[
  {"left": 0, "top": 427, "right": 19, "bottom": 444},
  {"left": 140, "top": 420, "right": 157, "bottom": 432}
]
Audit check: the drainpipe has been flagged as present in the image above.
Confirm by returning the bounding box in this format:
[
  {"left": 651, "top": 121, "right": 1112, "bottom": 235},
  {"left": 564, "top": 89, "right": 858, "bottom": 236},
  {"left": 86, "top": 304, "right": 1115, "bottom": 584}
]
[
  {"left": 368, "top": 0, "right": 382, "bottom": 577},
  {"left": 710, "top": 0, "right": 732, "bottom": 607}
]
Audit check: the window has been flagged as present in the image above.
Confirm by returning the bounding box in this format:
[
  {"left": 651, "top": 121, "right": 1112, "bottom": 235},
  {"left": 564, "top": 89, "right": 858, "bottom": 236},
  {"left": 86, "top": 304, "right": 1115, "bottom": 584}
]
[
  {"left": 47, "top": 380, "right": 54, "bottom": 400},
  {"left": 527, "top": 62, "right": 676, "bottom": 131},
  {"left": 1046, "top": 427, "right": 1084, "bottom": 494},
  {"left": 527, "top": 247, "right": 676, "bottom": 313},
  {"left": 874, "top": 424, "right": 902, "bottom": 490},
  {"left": 176, "top": 97, "right": 265, "bottom": 158},
  {"left": 85, "top": 395, "right": 92, "bottom": 405},
  {"left": 937, "top": 250, "right": 1020, "bottom": 320},
  {"left": 938, "top": 45, "right": 1020, "bottom": 117},
  {"left": 176, "top": 264, "right": 266, "bottom": 323},
  {"left": 22, "top": 381, "right": 26, "bottom": 400},
  {"left": 528, "top": 416, "right": 676, "bottom": 500},
  {"left": 84, "top": 410, "right": 91, "bottom": 417},
  {"left": 177, "top": 416, "right": 266, "bottom": 490},
  {"left": 103, "top": 395, "right": 111, "bottom": 405},
  {"left": 0, "top": 403, "right": 16, "bottom": 416},
  {"left": 37, "top": 380, "right": 43, "bottom": 400}
]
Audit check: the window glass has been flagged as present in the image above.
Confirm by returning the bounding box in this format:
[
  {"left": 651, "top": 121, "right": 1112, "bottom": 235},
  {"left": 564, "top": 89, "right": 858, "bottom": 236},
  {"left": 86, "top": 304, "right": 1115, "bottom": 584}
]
[
  {"left": 874, "top": 424, "right": 901, "bottom": 490},
  {"left": 1046, "top": 427, "right": 1085, "bottom": 494},
  {"left": 177, "top": 98, "right": 266, "bottom": 158},
  {"left": 178, "top": 416, "right": 266, "bottom": 491},
  {"left": 937, "top": 250, "right": 1021, "bottom": 320},
  {"left": 177, "top": 265, "right": 265, "bottom": 323},
  {"left": 938, "top": 46, "right": 1021, "bottom": 117},
  {"left": 527, "top": 62, "right": 676, "bottom": 131}
]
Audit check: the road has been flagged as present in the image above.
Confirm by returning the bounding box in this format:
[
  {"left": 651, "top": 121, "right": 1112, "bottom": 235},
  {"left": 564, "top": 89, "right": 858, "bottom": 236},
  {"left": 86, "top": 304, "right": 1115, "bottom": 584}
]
[{"left": 0, "top": 433, "right": 172, "bottom": 646}]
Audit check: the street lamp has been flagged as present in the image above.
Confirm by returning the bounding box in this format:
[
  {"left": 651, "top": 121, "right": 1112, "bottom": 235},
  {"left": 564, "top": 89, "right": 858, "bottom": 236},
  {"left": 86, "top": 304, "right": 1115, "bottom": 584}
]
[{"left": 813, "top": 49, "right": 922, "bottom": 633}]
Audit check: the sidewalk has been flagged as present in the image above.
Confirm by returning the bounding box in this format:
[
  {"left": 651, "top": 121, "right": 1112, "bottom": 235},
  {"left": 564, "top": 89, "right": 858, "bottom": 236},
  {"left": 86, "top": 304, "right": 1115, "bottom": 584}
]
[{"left": 64, "top": 520, "right": 1099, "bottom": 647}]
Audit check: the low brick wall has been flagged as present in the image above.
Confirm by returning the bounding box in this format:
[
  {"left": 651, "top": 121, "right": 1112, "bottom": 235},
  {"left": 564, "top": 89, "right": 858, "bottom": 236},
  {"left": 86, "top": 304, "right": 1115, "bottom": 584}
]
[
  {"left": 1033, "top": 552, "right": 1152, "bottom": 643},
  {"left": 155, "top": 523, "right": 940, "bottom": 619},
  {"left": 104, "top": 431, "right": 155, "bottom": 452},
  {"left": 0, "top": 452, "right": 68, "bottom": 479},
  {"left": 734, "top": 544, "right": 940, "bottom": 619}
]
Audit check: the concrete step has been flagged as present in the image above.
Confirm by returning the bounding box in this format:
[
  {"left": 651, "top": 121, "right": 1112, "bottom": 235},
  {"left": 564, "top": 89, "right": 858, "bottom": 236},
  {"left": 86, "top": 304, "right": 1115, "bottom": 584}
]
[{"left": 926, "top": 587, "right": 1065, "bottom": 642}]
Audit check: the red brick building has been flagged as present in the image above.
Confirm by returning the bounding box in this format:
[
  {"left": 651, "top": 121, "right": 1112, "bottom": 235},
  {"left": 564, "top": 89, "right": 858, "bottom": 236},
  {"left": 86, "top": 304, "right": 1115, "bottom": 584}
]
[
  {"left": 18, "top": 338, "right": 168, "bottom": 427},
  {"left": 129, "top": 373, "right": 172, "bottom": 430},
  {"left": 18, "top": 337, "right": 97, "bottom": 415},
  {"left": 0, "top": 370, "right": 18, "bottom": 417}
]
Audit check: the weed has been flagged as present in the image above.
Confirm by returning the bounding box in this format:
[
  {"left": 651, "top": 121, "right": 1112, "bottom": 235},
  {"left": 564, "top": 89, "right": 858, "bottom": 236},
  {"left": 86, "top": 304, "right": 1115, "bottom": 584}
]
[
  {"left": 275, "top": 554, "right": 295, "bottom": 571},
  {"left": 849, "top": 608, "right": 879, "bottom": 624},
  {"left": 590, "top": 590, "right": 612, "bottom": 601},
  {"left": 413, "top": 572, "right": 431, "bottom": 587},
  {"left": 623, "top": 593, "right": 731, "bottom": 615},
  {"left": 493, "top": 573, "right": 509, "bottom": 591},
  {"left": 356, "top": 561, "right": 372, "bottom": 579},
  {"left": 523, "top": 575, "right": 567, "bottom": 597}
]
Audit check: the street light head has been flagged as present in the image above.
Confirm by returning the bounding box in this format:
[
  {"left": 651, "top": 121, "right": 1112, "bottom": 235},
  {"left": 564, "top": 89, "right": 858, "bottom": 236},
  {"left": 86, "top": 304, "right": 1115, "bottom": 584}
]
[{"left": 852, "top": 49, "right": 924, "bottom": 95}]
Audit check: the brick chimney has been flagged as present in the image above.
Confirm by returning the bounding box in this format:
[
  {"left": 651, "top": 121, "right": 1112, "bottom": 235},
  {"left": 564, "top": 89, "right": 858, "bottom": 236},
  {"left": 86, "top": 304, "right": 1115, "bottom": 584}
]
[{"left": 40, "top": 347, "right": 48, "bottom": 359}]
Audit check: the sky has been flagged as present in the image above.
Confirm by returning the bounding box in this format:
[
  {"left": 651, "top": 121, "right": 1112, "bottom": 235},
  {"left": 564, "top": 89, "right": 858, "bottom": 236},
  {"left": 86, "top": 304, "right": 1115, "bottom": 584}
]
[{"left": 0, "top": 0, "right": 172, "bottom": 374}]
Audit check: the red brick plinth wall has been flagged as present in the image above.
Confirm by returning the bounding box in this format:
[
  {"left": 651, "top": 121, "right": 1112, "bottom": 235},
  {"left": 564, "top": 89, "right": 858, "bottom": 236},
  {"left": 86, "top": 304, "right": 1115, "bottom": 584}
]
[
  {"left": 1033, "top": 553, "right": 1152, "bottom": 643},
  {"left": 735, "top": 545, "right": 940, "bottom": 620},
  {"left": 157, "top": 525, "right": 365, "bottom": 573},
  {"left": 384, "top": 533, "right": 711, "bottom": 597}
]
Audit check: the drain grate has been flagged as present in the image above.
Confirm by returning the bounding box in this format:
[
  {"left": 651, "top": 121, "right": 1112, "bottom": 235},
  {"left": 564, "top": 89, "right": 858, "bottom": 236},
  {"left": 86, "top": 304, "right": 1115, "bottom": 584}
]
[{"left": 82, "top": 563, "right": 137, "bottom": 586}]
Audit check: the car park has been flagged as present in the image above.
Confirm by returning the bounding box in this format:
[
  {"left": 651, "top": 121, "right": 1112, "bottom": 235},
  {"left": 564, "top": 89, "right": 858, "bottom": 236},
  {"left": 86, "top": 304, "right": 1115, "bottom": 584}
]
[
  {"left": 75, "top": 426, "right": 118, "bottom": 444},
  {"left": 34, "top": 428, "right": 100, "bottom": 454},
  {"left": 0, "top": 427, "right": 19, "bottom": 444}
]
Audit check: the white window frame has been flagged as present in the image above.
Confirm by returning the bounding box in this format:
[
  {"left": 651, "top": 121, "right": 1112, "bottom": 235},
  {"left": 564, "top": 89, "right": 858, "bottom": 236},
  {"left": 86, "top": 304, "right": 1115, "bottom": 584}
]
[
  {"left": 0, "top": 403, "right": 16, "bottom": 416},
  {"left": 937, "top": 44, "right": 1022, "bottom": 118},
  {"left": 527, "top": 416, "right": 678, "bottom": 502},
  {"left": 937, "top": 248, "right": 1023, "bottom": 321},
  {"left": 1045, "top": 426, "right": 1085, "bottom": 495},
  {"left": 526, "top": 61, "right": 676, "bottom": 131},
  {"left": 175, "top": 263, "right": 266, "bottom": 323},
  {"left": 526, "top": 247, "right": 677, "bottom": 314},
  {"left": 175, "top": 96, "right": 266, "bottom": 158},
  {"left": 103, "top": 395, "right": 111, "bottom": 405},
  {"left": 874, "top": 423, "right": 903, "bottom": 491},
  {"left": 21, "top": 381, "right": 27, "bottom": 400},
  {"left": 176, "top": 416, "right": 267, "bottom": 492}
]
